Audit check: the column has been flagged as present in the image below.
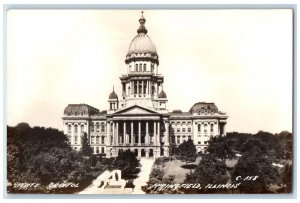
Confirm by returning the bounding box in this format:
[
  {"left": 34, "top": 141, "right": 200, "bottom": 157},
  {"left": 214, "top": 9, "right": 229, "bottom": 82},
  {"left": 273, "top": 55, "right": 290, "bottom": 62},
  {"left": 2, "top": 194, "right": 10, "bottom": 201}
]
[
  {"left": 147, "top": 80, "right": 149, "bottom": 95},
  {"left": 157, "top": 122, "right": 160, "bottom": 145},
  {"left": 116, "top": 122, "right": 119, "bottom": 145},
  {"left": 138, "top": 121, "right": 141, "bottom": 145},
  {"left": 112, "top": 122, "right": 115, "bottom": 145},
  {"left": 71, "top": 124, "right": 74, "bottom": 145},
  {"left": 106, "top": 122, "right": 110, "bottom": 145},
  {"left": 146, "top": 121, "right": 149, "bottom": 144},
  {"left": 78, "top": 124, "right": 82, "bottom": 145},
  {"left": 154, "top": 122, "right": 156, "bottom": 145},
  {"left": 165, "top": 121, "right": 169, "bottom": 145},
  {"left": 131, "top": 122, "right": 133, "bottom": 144},
  {"left": 123, "top": 122, "right": 126, "bottom": 144}
]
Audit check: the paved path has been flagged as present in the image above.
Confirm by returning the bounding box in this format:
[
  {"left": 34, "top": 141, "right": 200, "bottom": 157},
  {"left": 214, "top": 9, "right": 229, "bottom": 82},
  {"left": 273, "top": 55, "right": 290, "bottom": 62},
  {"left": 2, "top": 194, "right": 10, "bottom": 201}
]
[{"left": 78, "top": 158, "right": 155, "bottom": 194}]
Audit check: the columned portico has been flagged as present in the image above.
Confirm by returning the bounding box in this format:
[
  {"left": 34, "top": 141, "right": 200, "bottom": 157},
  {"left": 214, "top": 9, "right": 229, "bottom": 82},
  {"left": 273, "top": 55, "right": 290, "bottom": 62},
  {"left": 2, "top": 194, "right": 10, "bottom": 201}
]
[{"left": 105, "top": 105, "right": 170, "bottom": 158}]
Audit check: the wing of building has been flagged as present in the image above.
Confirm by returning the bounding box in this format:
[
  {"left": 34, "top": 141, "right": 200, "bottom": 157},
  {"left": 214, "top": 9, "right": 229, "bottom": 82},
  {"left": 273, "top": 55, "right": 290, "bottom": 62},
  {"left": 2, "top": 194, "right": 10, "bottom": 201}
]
[{"left": 62, "top": 12, "right": 228, "bottom": 158}]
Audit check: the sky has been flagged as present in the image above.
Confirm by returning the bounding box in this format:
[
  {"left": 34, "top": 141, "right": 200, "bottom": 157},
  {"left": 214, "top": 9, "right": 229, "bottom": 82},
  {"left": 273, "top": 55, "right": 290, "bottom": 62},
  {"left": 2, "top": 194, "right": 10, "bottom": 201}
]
[{"left": 6, "top": 9, "right": 293, "bottom": 134}]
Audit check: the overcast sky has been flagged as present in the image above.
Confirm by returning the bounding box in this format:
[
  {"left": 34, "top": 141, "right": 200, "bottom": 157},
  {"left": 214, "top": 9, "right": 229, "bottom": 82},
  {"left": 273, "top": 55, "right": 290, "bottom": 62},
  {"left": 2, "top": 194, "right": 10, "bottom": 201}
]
[{"left": 6, "top": 9, "right": 292, "bottom": 134}]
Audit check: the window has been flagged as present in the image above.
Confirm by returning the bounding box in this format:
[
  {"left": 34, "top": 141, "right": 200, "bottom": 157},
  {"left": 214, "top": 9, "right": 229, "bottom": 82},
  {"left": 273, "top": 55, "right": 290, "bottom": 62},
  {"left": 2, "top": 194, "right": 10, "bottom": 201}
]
[
  {"left": 91, "top": 123, "right": 94, "bottom": 132},
  {"left": 110, "top": 123, "right": 113, "bottom": 132},
  {"left": 74, "top": 136, "right": 78, "bottom": 144},
  {"left": 96, "top": 136, "right": 99, "bottom": 144},
  {"left": 177, "top": 128, "right": 180, "bottom": 133},
  {"left": 101, "top": 123, "right": 105, "bottom": 132},
  {"left": 198, "top": 124, "right": 201, "bottom": 132},
  {"left": 171, "top": 136, "right": 175, "bottom": 143},
  {"left": 188, "top": 136, "right": 191, "bottom": 140},
  {"left": 96, "top": 147, "right": 99, "bottom": 154},
  {"left": 101, "top": 136, "right": 105, "bottom": 144},
  {"left": 177, "top": 136, "right": 180, "bottom": 144},
  {"left": 143, "top": 64, "right": 146, "bottom": 71},
  {"left": 198, "top": 141, "right": 201, "bottom": 144},
  {"left": 91, "top": 136, "right": 94, "bottom": 144},
  {"left": 182, "top": 128, "right": 186, "bottom": 133},
  {"left": 96, "top": 122, "right": 100, "bottom": 132},
  {"left": 101, "top": 147, "right": 105, "bottom": 154},
  {"left": 139, "top": 63, "right": 142, "bottom": 71},
  {"left": 74, "top": 125, "right": 78, "bottom": 134},
  {"left": 81, "top": 124, "right": 85, "bottom": 133},
  {"left": 68, "top": 125, "right": 72, "bottom": 134},
  {"left": 210, "top": 124, "right": 214, "bottom": 132},
  {"left": 135, "top": 64, "right": 138, "bottom": 71},
  {"left": 204, "top": 124, "right": 207, "bottom": 133},
  {"left": 204, "top": 141, "right": 208, "bottom": 144},
  {"left": 188, "top": 127, "right": 191, "bottom": 132}
]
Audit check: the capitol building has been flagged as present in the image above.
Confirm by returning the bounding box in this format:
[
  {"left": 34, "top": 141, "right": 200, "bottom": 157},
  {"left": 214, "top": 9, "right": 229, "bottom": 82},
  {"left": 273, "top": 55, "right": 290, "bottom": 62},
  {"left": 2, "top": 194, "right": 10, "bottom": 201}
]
[{"left": 62, "top": 12, "right": 228, "bottom": 158}]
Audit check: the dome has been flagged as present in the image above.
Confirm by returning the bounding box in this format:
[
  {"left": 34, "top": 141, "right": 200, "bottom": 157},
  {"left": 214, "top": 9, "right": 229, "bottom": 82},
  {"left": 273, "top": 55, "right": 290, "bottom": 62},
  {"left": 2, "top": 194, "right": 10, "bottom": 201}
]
[
  {"left": 125, "top": 12, "right": 159, "bottom": 64},
  {"left": 109, "top": 90, "right": 118, "bottom": 100},
  {"left": 158, "top": 90, "right": 167, "bottom": 99},
  {"left": 127, "top": 34, "right": 157, "bottom": 56}
]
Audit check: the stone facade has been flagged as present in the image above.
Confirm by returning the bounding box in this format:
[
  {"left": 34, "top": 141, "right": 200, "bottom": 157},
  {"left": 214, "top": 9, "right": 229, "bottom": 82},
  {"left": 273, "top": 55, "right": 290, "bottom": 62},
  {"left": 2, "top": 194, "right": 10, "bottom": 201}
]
[{"left": 62, "top": 12, "right": 228, "bottom": 158}]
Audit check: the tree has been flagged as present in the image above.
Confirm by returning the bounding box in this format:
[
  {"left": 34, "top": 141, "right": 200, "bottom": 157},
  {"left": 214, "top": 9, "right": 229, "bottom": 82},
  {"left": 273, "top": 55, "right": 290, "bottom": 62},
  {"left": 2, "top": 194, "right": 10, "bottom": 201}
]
[
  {"left": 177, "top": 139, "right": 197, "bottom": 165},
  {"left": 80, "top": 133, "right": 93, "bottom": 156},
  {"left": 185, "top": 154, "right": 229, "bottom": 193},
  {"left": 206, "top": 135, "right": 235, "bottom": 164},
  {"left": 232, "top": 146, "right": 280, "bottom": 193},
  {"left": 113, "top": 149, "right": 139, "bottom": 179},
  {"left": 7, "top": 123, "right": 98, "bottom": 194}
]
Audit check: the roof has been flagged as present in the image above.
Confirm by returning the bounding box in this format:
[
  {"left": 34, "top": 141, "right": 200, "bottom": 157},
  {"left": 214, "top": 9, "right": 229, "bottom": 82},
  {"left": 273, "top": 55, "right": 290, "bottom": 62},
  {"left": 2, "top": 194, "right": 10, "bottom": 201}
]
[
  {"left": 109, "top": 90, "right": 118, "bottom": 100},
  {"left": 64, "top": 104, "right": 100, "bottom": 116},
  {"left": 169, "top": 112, "right": 192, "bottom": 119},
  {"left": 189, "top": 102, "right": 219, "bottom": 114},
  {"left": 158, "top": 90, "right": 167, "bottom": 98}
]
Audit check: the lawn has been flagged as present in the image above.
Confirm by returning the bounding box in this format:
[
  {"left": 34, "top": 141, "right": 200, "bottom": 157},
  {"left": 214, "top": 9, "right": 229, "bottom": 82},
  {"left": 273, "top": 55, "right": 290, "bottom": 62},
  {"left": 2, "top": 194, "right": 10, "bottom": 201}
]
[{"left": 162, "top": 157, "right": 201, "bottom": 183}]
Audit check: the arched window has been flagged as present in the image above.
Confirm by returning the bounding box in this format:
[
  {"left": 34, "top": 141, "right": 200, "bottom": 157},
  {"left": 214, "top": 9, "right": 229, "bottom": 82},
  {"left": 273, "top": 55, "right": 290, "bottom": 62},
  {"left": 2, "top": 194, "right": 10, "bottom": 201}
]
[
  {"left": 139, "top": 63, "right": 142, "bottom": 71},
  {"left": 204, "top": 124, "right": 207, "bottom": 133},
  {"left": 198, "top": 124, "right": 201, "bottom": 132},
  {"left": 74, "top": 125, "right": 78, "bottom": 134},
  {"left": 143, "top": 64, "right": 146, "bottom": 71},
  {"left": 135, "top": 64, "right": 138, "bottom": 71},
  {"left": 110, "top": 123, "right": 113, "bottom": 132},
  {"left": 101, "top": 123, "right": 105, "bottom": 132},
  {"left": 68, "top": 124, "right": 72, "bottom": 134},
  {"left": 96, "top": 136, "right": 99, "bottom": 144},
  {"left": 210, "top": 123, "right": 214, "bottom": 132},
  {"left": 74, "top": 136, "right": 78, "bottom": 144},
  {"left": 96, "top": 122, "right": 100, "bottom": 132},
  {"left": 81, "top": 124, "right": 85, "bottom": 132},
  {"left": 91, "top": 136, "right": 94, "bottom": 144}
]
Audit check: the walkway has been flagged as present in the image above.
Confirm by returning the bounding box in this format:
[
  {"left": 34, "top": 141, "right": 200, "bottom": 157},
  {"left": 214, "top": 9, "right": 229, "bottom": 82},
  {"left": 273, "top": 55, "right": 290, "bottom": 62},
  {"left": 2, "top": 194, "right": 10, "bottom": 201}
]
[{"left": 78, "top": 157, "right": 155, "bottom": 194}]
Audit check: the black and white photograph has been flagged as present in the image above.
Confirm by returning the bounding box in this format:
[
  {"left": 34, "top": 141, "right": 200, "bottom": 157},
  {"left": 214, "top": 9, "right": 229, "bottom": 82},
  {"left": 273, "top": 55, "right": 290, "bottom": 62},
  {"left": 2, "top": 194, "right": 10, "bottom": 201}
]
[{"left": 5, "top": 8, "right": 293, "bottom": 196}]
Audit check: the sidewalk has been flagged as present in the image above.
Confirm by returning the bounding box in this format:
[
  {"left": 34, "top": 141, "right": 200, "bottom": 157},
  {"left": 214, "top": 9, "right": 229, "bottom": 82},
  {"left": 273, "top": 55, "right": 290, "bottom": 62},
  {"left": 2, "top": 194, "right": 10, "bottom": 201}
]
[{"left": 78, "top": 158, "right": 155, "bottom": 194}]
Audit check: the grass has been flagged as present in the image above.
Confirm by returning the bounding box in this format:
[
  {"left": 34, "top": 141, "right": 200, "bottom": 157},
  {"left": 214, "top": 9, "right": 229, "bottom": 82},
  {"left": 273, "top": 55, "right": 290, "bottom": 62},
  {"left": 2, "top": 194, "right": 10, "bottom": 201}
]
[{"left": 162, "top": 157, "right": 201, "bottom": 183}]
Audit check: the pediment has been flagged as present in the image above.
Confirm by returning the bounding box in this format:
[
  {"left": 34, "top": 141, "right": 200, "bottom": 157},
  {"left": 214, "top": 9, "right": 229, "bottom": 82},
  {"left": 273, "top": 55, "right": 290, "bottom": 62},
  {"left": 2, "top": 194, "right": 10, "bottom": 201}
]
[{"left": 114, "top": 105, "right": 159, "bottom": 115}]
